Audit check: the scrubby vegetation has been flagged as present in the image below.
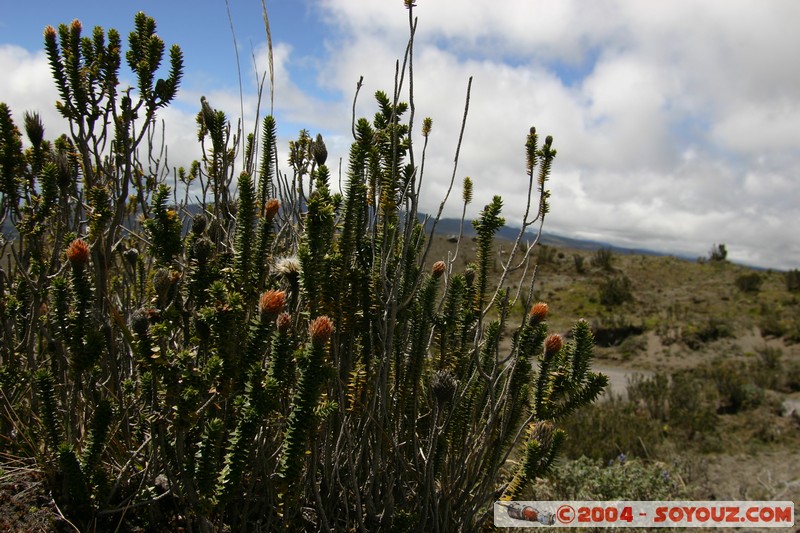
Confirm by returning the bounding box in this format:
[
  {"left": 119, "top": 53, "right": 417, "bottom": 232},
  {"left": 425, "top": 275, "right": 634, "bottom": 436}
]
[
  {"left": 3, "top": 5, "right": 800, "bottom": 531},
  {"left": 0, "top": 7, "right": 611, "bottom": 531}
]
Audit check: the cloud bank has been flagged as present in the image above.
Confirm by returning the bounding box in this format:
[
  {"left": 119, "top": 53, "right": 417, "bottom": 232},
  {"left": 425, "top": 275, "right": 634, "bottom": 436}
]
[{"left": 1, "top": 1, "right": 798, "bottom": 269}]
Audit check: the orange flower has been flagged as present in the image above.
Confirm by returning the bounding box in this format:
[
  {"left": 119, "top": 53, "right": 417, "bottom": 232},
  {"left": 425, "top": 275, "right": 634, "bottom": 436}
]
[
  {"left": 529, "top": 302, "right": 549, "bottom": 322},
  {"left": 264, "top": 198, "right": 280, "bottom": 221},
  {"left": 277, "top": 312, "right": 292, "bottom": 334},
  {"left": 259, "top": 290, "right": 287, "bottom": 320},
  {"left": 309, "top": 316, "right": 334, "bottom": 348},
  {"left": 66, "top": 238, "right": 90, "bottom": 265},
  {"left": 544, "top": 333, "right": 563, "bottom": 355},
  {"left": 431, "top": 260, "right": 446, "bottom": 279}
]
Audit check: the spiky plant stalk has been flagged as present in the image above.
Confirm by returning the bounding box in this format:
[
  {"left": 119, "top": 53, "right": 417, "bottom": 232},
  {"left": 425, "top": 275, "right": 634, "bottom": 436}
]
[
  {"left": 34, "top": 369, "right": 63, "bottom": 450},
  {"left": 233, "top": 171, "right": 257, "bottom": 294},
  {"left": 278, "top": 316, "right": 334, "bottom": 487}
]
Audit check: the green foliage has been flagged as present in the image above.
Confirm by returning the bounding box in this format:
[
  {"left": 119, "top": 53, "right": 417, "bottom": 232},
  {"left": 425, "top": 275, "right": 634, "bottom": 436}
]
[
  {"left": 735, "top": 272, "right": 763, "bottom": 293},
  {"left": 573, "top": 253, "right": 585, "bottom": 274},
  {"left": 143, "top": 184, "right": 182, "bottom": 265},
  {"left": 681, "top": 316, "right": 734, "bottom": 349},
  {"left": 598, "top": 274, "right": 634, "bottom": 307},
  {"left": 0, "top": 8, "right": 607, "bottom": 532},
  {"left": 539, "top": 456, "right": 686, "bottom": 501},
  {"left": 591, "top": 247, "right": 615, "bottom": 271},
  {"left": 473, "top": 196, "right": 505, "bottom": 310},
  {"left": 785, "top": 269, "right": 800, "bottom": 292},
  {"left": 708, "top": 243, "right": 727, "bottom": 262},
  {"left": 0, "top": 103, "right": 25, "bottom": 214},
  {"left": 559, "top": 396, "right": 665, "bottom": 461}
]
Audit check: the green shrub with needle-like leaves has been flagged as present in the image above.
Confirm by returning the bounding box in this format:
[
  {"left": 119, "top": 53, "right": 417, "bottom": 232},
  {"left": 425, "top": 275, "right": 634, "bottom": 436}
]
[{"left": 0, "top": 6, "right": 606, "bottom": 531}]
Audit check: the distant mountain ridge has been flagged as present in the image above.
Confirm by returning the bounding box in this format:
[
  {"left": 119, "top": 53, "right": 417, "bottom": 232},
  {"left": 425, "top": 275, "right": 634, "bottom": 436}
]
[
  {"left": 0, "top": 207, "right": 707, "bottom": 265},
  {"left": 422, "top": 215, "right": 681, "bottom": 259}
]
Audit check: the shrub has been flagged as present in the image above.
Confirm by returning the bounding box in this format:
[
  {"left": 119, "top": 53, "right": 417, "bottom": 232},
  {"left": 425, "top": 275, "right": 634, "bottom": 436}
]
[
  {"left": 627, "top": 373, "right": 670, "bottom": 421},
  {"left": 759, "top": 306, "right": 786, "bottom": 338},
  {"left": 537, "top": 456, "right": 687, "bottom": 501},
  {"left": 573, "top": 253, "right": 585, "bottom": 274},
  {"left": 536, "top": 243, "right": 557, "bottom": 265},
  {"left": 558, "top": 397, "right": 664, "bottom": 462},
  {"left": 667, "top": 370, "right": 719, "bottom": 441},
  {"left": 784, "top": 269, "right": 800, "bottom": 292},
  {"left": 735, "top": 272, "right": 763, "bottom": 293},
  {"left": 598, "top": 275, "right": 634, "bottom": 307},
  {"left": 681, "top": 317, "right": 734, "bottom": 349},
  {"left": 702, "top": 360, "right": 764, "bottom": 414},
  {"left": 591, "top": 314, "right": 644, "bottom": 347},
  {"left": 591, "top": 247, "right": 615, "bottom": 271},
  {"left": 708, "top": 243, "right": 727, "bottom": 262},
  {"left": 0, "top": 9, "right": 607, "bottom": 531}
]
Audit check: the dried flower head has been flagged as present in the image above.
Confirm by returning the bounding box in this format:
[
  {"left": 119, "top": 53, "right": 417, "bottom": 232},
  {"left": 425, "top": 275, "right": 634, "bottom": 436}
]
[
  {"left": 277, "top": 312, "right": 292, "bottom": 334},
  {"left": 153, "top": 268, "right": 173, "bottom": 298},
  {"left": 191, "top": 213, "right": 207, "bottom": 235},
  {"left": 123, "top": 247, "right": 139, "bottom": 266},
  {"left": 66, "top": 238, "right": 90, "bottom": 265},
  {"left": 130, "top": 308, "right": 150, "bottom": 337},
  {"left": 259, "top": 289, "right": 286, "bottom": 320},
  {"left": 264, "top": 198, "right": 280, "bottom": 221},
  {"left": 309, "top": 316, "right": 334, "bottom": 348},
  {"left": 275, "top": 256, "right": 301, "bottom": 277},
  {"left": 193, "top": 237, "right": 212, "bottom": 263},
  {"left": 544, "top": 333, "right": 563, "bottom": 355},
  {"left": 431, "top": 261, "right": 446, "bottom": 279},
  {"left": 529, "top": 302, "right": 549, "bottom": 323},
  {"left": 431, "top": 369, "right": 457, "bottom": 405}
]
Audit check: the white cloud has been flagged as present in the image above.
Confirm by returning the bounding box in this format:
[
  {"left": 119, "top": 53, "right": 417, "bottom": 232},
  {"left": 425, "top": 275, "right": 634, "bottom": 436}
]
[
  {"left": 0, "top": 45, "right": 67, "bottom": 140},
  {"left": 306, "top": 0, "right": 800, "bottom": 269},
  {"left": 3, "top": 2, "right": 799, "bottom": 269}
]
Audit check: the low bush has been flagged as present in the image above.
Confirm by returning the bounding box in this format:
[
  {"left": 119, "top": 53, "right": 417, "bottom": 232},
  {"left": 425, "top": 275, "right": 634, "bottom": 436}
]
[
  {"left": 735, "top": 272, "right": 763, "bottom": 293},
  {"left": 558, "top": 396, "right": 665, "bottom": 462},
  {"left": 598, "top": 275, "right": 634, "bottom": 307},
  {"left": 704, "top": 360, "right": 765, "bottom": 414},
  {"left": 573, "top": 253, "right": 585, "bottom": 274},
  {"left": 681, "top": 317, "right": 734, "bottom": 349},
  {"left": 591, "top": 314, "right": 644, "bottom": 347},
  {"left": 785, "top": 269, "right": 800, "bottom": 292},
  {"left": 591, "top": 248, "right": 615, "bottom": 271},
  {"left": 667, "top": 370, "right": 719, "bottom": 441},
  {"left": 536, "top": 456, "right": 687, "bottom": 501}
]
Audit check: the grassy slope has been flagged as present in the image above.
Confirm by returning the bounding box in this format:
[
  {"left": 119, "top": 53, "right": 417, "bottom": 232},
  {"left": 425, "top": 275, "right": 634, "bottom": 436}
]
[{"left": 427, "top": 233, "right": 800, "bottom": 504}]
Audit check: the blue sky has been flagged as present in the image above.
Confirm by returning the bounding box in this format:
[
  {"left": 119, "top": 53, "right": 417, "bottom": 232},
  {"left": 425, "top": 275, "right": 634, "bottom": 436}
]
[{"left": 1, "top": 1, "right": 799, "bottom": 269}]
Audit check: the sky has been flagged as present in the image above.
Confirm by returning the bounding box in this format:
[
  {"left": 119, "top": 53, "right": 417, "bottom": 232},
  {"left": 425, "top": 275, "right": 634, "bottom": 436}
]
[{"left": 1, "top": 1, "right": 799, "bottom": 270}]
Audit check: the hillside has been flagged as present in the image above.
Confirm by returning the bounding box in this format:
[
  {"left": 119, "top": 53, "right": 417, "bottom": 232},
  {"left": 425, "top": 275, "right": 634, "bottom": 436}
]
[{"left": 425, "top": 232, "right": 800, "bottom": 506}]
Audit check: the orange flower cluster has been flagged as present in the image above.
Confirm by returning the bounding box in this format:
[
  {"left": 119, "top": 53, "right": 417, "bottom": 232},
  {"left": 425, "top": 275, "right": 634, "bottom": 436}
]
[
  {"left": 544, "top": 333, "right": 563, "bottom": 355},
  {"left": 309, "top": 316, "right": 334, "bottom": 347},
  {"left": 277, "top": 312, "right": 292, "bottom": 334},
  {"left": 259, "top": 289, "right": 286, "bottom": 320},
  {"left": 66, "top": 238, "right": 90, "bottom": 265},
  {"left": 264, "top": 198, "right": 280, "bottom": 221},
  {"left": 529, "top": 302, "right": 549, "bottom": 322}
]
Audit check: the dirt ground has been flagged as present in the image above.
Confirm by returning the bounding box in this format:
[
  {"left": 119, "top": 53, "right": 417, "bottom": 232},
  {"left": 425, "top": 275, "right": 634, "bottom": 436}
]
[{"left": 0, "top": 458, "right": 59, "bottom": 532}]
